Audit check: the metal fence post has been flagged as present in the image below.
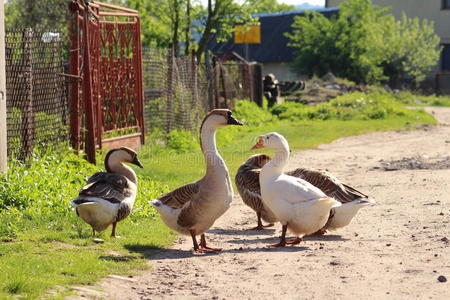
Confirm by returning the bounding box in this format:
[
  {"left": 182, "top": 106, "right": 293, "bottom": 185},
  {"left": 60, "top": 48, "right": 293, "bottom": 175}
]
[
  {"left": 19, "top": 28, "right": 35, "bottom": 162},
  {"left": 0, "top": 1, "right": 7, "bottom": 171}
]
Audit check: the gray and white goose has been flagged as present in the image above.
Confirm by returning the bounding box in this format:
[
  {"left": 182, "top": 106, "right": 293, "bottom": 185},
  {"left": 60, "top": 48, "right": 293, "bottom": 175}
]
[
  {"left": 150, "top": 109, "right": 243, "bottom": 253},
  {"left": 236, "top": 153, "right": 374, "bottom": 234},
  {"left": 71, "top": 147, "right": 143, "bottom": 238}
]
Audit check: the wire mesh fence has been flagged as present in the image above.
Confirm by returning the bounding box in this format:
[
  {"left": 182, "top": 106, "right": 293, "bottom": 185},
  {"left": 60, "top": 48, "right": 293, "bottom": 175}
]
[
  {"left": 5, "top": 28, "right": 68, "bottom": 161},
  {"left": 142, "top": 48, "right": 207, "bottom": 135}
]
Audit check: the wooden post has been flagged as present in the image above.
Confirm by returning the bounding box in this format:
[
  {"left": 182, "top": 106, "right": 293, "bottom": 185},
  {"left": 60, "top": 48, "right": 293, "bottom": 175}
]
[
  {"left": 253, "top": 63, "right": 263, "bottom": 107},
  {"left": 0, "top": 1, "right": 7, "bottom": 172},
  {"left": 82, "top": 8, "right": 97, "bottom": 164},
  {"left": 19, "top": 28, "right": 35, "bottom": 162},
  {"left": 205, "top": 50, "right": 214, "bottom": 110},
  {"left": 219, "top": 64, "right": 228, "bottom": 108},
  {"left": 69, "top": 5, "right": 81, "bottom": 151}
]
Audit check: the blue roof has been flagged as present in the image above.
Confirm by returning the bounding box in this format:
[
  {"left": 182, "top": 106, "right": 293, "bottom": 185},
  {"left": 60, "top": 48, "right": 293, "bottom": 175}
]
[{"left": 207, "top": 8, "right": 338, "bottom": 63}]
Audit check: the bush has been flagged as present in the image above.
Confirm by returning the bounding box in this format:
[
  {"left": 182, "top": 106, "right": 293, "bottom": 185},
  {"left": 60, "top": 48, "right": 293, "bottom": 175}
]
[
  {"left": 271, "top": 91, "right": 419, "bottom": 121},
  {"left": 166, "top": 129, "right": 199, "bottom": 153},
  {"left": 232, "top": 100, "right": 275, "bottom": 126}
]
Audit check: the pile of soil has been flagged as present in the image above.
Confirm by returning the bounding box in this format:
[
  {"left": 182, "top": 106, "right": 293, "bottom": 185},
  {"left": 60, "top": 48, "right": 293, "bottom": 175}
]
[{"left": 378, "top": 156, "right": 450, "bottom": 171}]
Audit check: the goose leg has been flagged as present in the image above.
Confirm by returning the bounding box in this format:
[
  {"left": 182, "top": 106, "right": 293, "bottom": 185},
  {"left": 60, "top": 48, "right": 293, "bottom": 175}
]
[
  {"left": 285, "top": 237, "right": 303, "bottom": 245},
  {"left": 190, "top": 230, "right": 201, "bottom": 252},
  {"left": 111, "top": 222, "right": 120, "bottom": 238},
  {"left": 246, "top": 212, "right": 274, "bottom": 230},
  {"left": 199, "top": 234, "right": 221, "bottom": 252},
  {"left": 311, "top": 229, "right": 327, "bottom": 236},
  {"left": 267, "top": 224, "right": 287, "bottom": 247}
]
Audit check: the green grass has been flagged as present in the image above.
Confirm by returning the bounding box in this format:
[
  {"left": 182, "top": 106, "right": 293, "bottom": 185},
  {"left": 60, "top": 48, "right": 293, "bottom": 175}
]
[
  {"left": 0, "top": 149, "right": 175, "bottom": 299},
  {"left": 0, "top": 90, "right": 438, "bottom": 299}
]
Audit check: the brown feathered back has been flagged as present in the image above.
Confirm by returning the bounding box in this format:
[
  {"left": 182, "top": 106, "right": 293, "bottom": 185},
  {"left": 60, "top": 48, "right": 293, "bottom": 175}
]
[{"left": 235, "top": 154, "right": 277, "bottom": 223}]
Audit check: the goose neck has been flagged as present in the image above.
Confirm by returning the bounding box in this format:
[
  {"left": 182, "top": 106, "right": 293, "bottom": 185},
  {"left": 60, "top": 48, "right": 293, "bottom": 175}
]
[
  {"left": 200, "top": 122, "right": 226, "bottom": 173},
  {"left": 107, "top": 161, "right": 138, "bottom": 184},
  {"left": 266, "top": 147, "right": 289, "bottom": 174}
]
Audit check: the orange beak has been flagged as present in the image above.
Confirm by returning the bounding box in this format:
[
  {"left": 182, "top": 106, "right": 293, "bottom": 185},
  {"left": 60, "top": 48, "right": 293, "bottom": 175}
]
[{"left": 251, "top": 137, "right": 264, "bottom": 150}]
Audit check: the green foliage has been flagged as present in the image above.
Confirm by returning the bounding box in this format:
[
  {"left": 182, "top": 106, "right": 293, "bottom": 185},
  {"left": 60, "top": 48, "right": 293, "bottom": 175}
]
[
  {"left": 232, "top": 100, "right": 275, "bottom": 126},
  {"left": 271, "top": 90, "right": 432, "bottom": 121},
  {"left": 249, "top": 0, "right": 295, "bottom": 13},
  {"left": 166, "top": 129, "right": 199, "bottom": 153},
  {"left": 286, "top": 0, "right": 440, "bottom": 85}
]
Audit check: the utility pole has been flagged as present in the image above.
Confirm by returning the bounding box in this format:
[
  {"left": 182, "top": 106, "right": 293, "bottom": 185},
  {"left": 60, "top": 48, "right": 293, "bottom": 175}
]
[{"left": 0, "top": 1, "right": 7, "bottom": 172}]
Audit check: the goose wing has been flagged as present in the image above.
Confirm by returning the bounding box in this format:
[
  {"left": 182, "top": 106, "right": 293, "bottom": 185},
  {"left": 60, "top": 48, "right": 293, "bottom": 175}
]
[
  {"left": 270, "top": 174, "right": 327, "bottom": 204},
  {"left": 157, "top": 181, "right": 200, "bottom": 209},
  {"left": 75, "top": 172, "right": 132, "bottom": 204},
  {"left": 157, "top": 181, "right": 202, "bottom": 229},
  {"left": 286, "top": 168, "right": 368, "bottom": 203},
  {"left": 235, "top": 166, "right": 263, "bottom": 211}
]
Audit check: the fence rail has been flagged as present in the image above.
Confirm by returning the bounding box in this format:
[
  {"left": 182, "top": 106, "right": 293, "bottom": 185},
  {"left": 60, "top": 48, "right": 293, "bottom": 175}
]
[{"left": 5, "top": 28, "right": 67, "bottom": 161}]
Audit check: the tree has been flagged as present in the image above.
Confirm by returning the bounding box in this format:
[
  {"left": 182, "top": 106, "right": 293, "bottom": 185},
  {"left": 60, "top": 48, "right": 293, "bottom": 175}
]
[
  {"left": 286, "top": 0, "right": 440, "bottom": 85},
  {"left": 195, "top": 0, "right": 257, "bottom": 62},
  {"left": 249, "top": 0, "right": 294, "bottom": 13}
]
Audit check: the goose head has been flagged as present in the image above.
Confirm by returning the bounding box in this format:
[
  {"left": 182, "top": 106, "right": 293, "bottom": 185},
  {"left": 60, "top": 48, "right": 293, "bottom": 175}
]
[
  {"left": 251, "top": 132, "right": 290, "bottom": 152},
  {"left": 201, "top": 109, "right": 244, "bottom": 130},
  {"left": 245, "top": 154, "right": 272, "bottom": 168},
  {"left": 105, "top": 147, "right": 144, "bottom": 172}
]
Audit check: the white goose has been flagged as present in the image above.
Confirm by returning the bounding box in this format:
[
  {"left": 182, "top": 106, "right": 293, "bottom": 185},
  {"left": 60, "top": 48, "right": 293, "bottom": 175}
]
[
  {"left": 237, "top": 153, "right": 374, "bottom": 234},
  {"left": 251, "top": 132, "right": 341, "bottom": 247},
  {"left": 71, "top": 147, "right": 143, "bottom": 238},
  {"left": 150, "top": 109, "right": 243, "bottom": 253}
]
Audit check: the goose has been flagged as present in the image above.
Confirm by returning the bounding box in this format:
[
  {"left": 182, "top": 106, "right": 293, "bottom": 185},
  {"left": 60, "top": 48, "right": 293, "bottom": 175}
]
[
  {"left": 236, "top": 153, "right": 374, "bottom": 234},
  {"left": 71, "top": 147, "right": 143, "bottom": 238},
  {"left": 251, "top": 132, "right": 341, "bottom": 247},
  {"left": 235, "top": 154, "right": 277, "bottom": 230},
  {"left": 149, "top": 109, "right": 243, "bottom": 253}
]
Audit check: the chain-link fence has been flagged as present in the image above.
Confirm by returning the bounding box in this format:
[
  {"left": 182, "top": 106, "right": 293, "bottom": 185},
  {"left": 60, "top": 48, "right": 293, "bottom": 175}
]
[
  {"left": 5, "top": 28, "right": 68, "bottom": 161},
  {"left": 142, "top": 48, "right": 206, "bottom": 135}
]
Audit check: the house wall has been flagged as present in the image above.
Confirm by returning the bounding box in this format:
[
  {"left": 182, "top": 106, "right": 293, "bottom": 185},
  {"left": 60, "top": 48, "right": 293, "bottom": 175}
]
[
  {"left": 327, "top": 0, "right": 450, "bottom": 43},
  {"left": 261, "top": 62, "right": 307, "bottom": 81}
]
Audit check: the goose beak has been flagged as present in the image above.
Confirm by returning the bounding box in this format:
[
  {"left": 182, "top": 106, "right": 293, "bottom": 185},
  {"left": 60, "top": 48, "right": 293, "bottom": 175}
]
[
  {"left": 227, "top": 114, "right": 244, "bottom": 126},
  {"left": 251, "top": 137, "right": 264, "bottom": 150},
  {"left": 132, "top": 156, "right": 144, "bottom": 168}
]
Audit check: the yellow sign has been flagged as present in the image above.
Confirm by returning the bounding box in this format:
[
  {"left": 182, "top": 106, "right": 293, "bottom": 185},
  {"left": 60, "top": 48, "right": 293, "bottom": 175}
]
[{"left": 234, "top": 25, "right": 261, "bottom": 44}]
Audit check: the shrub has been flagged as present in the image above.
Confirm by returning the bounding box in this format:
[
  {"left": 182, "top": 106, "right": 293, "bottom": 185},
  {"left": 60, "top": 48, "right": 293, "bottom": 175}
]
[
  {"left": 271, "top": 91, "right": 419, "bottom": 121},
  {"left": 166, "top": 129, "right": 199, "bottom": 153},
  {"left": 232, "top": 100, "right": 275, "bottom": 126}
]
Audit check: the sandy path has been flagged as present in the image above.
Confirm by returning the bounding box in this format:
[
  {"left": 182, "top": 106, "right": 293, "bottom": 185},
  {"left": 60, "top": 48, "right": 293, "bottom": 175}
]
[{"left": 72, "top": 107, "right": 450, "bottom": 300}]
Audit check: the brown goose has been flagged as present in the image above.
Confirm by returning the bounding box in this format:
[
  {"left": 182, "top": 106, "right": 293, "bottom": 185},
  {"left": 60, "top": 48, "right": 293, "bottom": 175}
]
[
  {"left": 235, "top": 154, "right": 277, "bottom": 230},
  {"left": 150, "top": 109, "right": 243, "bottom": 253},
  {"left": 71, "top": 147, "right": 143, "bottom": 238},
  {"left": 236, "top": 153, "right": 373, "bottom": 234}
]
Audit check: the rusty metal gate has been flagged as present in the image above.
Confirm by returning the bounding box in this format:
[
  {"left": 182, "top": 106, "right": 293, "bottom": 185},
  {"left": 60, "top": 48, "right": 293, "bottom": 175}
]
[{"left": 68, "top": 0, "right": 144, "bottom": 163}]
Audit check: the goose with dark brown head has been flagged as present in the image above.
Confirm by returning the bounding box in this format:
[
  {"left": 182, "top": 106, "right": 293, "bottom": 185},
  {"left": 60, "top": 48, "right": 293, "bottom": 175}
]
[
  {"left": 150, "top": 109, "right": 243, "bottom": 253},
  {"left": 71, "top": 147, "right": 143, "bottom": 238}
]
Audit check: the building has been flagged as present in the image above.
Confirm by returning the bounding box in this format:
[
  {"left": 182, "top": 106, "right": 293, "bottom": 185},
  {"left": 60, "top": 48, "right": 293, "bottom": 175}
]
[
  {"left": 325, "top": 0, "right": 450, "bottom": 72},
  {"left": 207, "top": 8, "right": 338, "bottom": 81}
]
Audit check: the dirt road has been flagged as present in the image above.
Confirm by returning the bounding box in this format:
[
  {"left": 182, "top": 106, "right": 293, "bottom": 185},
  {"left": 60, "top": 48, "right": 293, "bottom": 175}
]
[{"left": 72, "top": 107, "right": 450, "bottom": 300}]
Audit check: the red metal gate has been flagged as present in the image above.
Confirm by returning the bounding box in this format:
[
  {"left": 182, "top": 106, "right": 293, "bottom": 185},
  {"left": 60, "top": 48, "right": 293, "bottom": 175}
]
[{"left": 68, "top": 0, "right": 144, "bottom": 163}]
